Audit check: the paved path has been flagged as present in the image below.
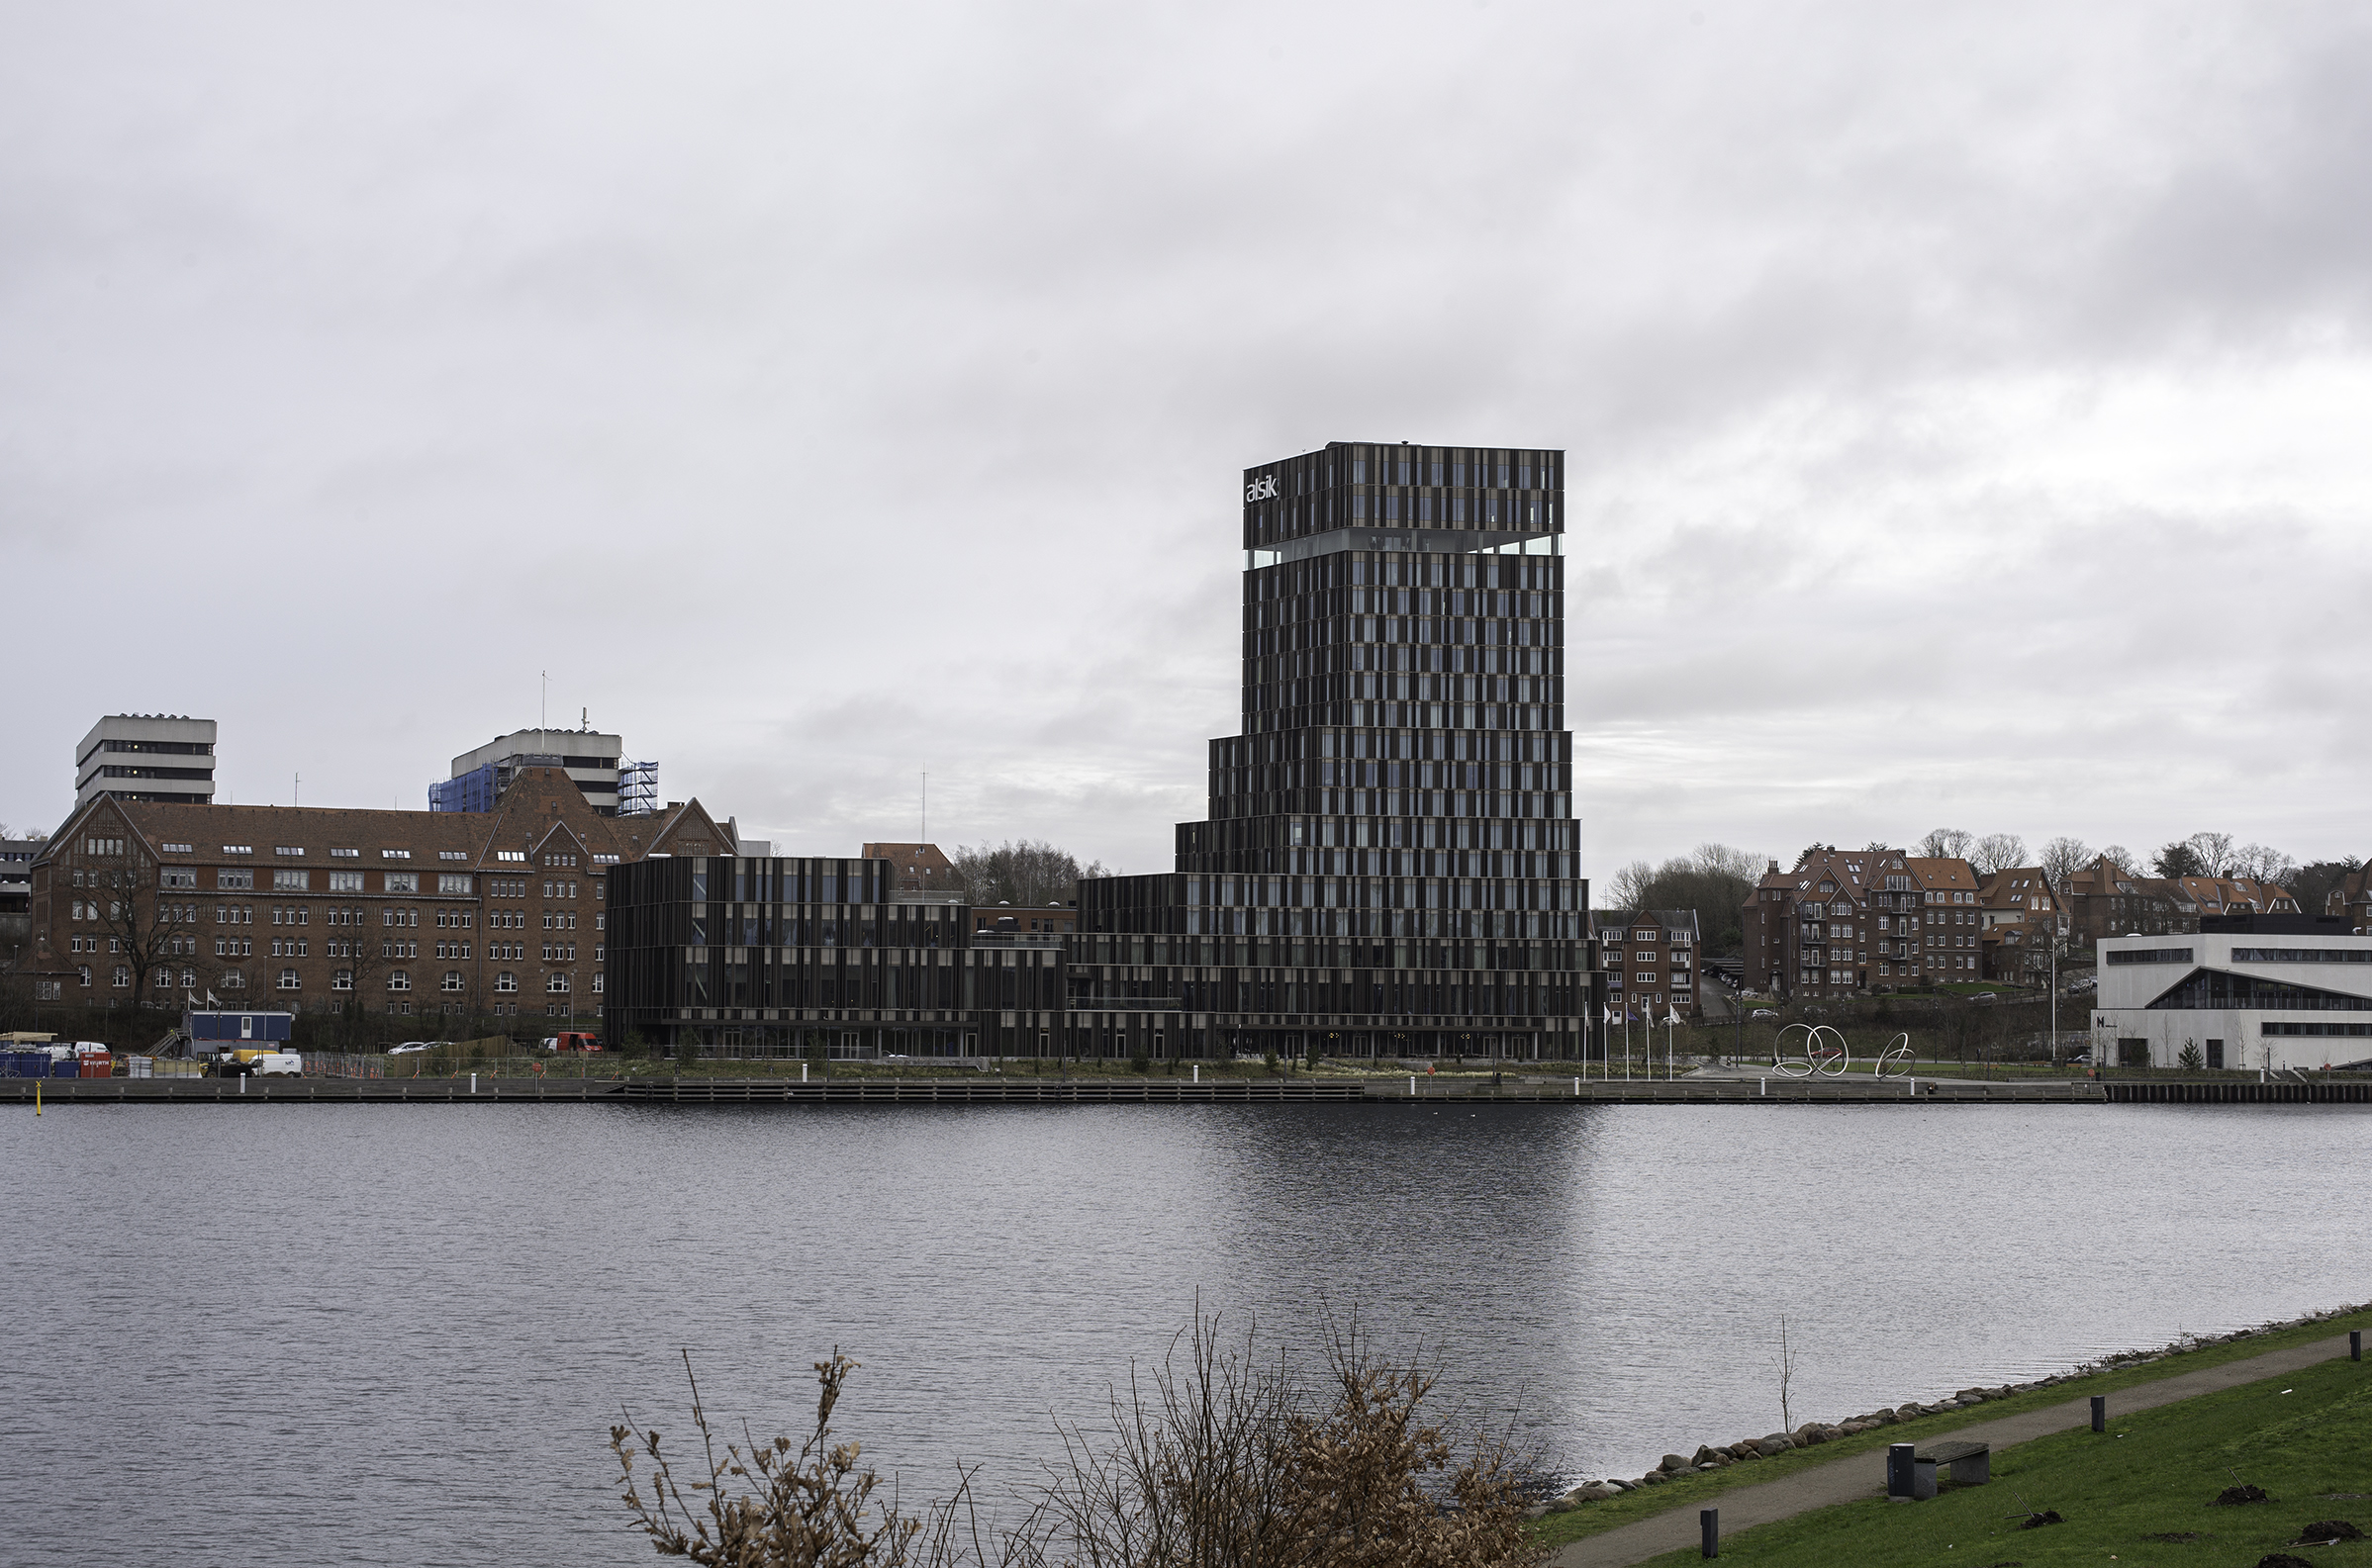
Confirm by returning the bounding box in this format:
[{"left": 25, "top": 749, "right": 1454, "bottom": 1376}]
[{"left": 1550, "top": 1332, "right": 2360, "bottom": 1567}]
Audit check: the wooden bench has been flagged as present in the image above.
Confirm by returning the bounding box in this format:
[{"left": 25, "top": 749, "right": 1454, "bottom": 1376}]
[{"left": 1915, "top": 1439, "right": 1990, "bottom": 1486}]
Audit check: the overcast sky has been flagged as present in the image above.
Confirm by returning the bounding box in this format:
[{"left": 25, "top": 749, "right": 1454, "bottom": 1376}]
[{"left": 7, "top": 1, "right": 2369, "bottom": 881}]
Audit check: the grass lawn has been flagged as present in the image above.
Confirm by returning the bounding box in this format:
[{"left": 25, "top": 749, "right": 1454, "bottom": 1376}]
[
  {"left": 1527, "top": 1307, "right": 2372, "bottom": 1554},
  {"left": 1629, "top": 1349, "right": 2372, "bottom": 1566}
]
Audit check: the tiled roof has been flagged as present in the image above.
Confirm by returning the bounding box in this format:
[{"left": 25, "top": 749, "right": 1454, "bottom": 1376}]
[{"left": 38, "top": 769, "right": 730, "bottom": 872}]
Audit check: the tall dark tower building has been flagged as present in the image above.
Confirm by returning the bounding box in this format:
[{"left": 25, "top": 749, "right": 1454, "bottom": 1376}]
[{"left": 1070, "top": 441, "right": 1588, "bottom": 1062}]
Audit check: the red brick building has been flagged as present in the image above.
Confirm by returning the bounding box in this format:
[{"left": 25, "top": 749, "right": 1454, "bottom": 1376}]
[
  {"left": 1743, "top": 847, "right": 1985, "bottom": 997},
  {"left": 30, "top": 769, "right": 731, "bottom": 1024},
  {"left": 1590, "top": 908, "right": 1699, "bottom": 1019}
]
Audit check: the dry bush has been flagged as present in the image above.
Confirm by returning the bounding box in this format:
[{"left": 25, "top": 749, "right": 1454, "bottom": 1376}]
[
  {"left": 612, "top": 1314, "right": 1543, "bottom": 1568},
  {"left": 612, "top": 1349, "right": 934, "bottom": 1567}
]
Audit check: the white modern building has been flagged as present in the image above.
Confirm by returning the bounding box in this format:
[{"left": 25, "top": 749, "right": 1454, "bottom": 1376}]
[
  {"left": 2091, "top": 917, "right": 2372, "bottom": 1072},
  {"left": 74, "top": 714, "right": 217, "bottom": 809},
  {"left": 431, "top": 727, "right": 626, "bottom": 815}
]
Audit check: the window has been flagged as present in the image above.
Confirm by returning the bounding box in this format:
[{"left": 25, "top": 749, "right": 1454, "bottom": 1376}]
[
  {"left": 439, "top": 851, "right": 467, "bottom": 862},
  {"left": 112, "top": 965, "right": 131, "bottom": 987},
  {"left": 85, "top": 836, "right": 126, "bottom": 856},
  {"left": 592, "top": 972, "right": 604, "bottom": 993},
  {"left": 496, "top": 971, "right": 517, "bottom": 993},
  {"left": 441, "top": 970, "right": 465, "bottom": 993},
  {"left": 331, "top": 847, "right": 359, "bottom": 858},
  {"left": 162, "top": 842, "right": 193, "bottom": 855},
  {"left": 273, "top": 870, "right": 310, "bottom": 891},
  {"left": 388, "top": 970, "right": 411, "bottom": 992},
  {"left": 2108, "top": 948, "right": 2193, "bottom": 966},
  {"left": 437, "top": 874, "right": 472, "bottom": 895},
  {"left": 332, "top": 968, "right": 354, "bottom": 991},
  {"left": 385, "top": 872, "right": 419, "bottom": 893},
  {"left": 498, "top": 851, "right": 525, "bottom": 863},
  {"left": 381, "top": 849, "right": 412, "bottom": 860},
  {"left": 223, "top": 844, "right": 252, "bottom": 856},
  {"left": 274, "top": 846, "right": 305, "bottom": 857},
  {"left": 329, "top": 871, "right": 363, "bottom": 892},
  {"left": 162, "top": 868, "right": 198, "bottom": 888},
  {"left": 219, "top": 869, "right": 254, "bottom": 890},
  {"left": 222, "top": 968, "right": 244, "bottom": 989},
  {"left": 593, "top": 854, "right": 619, "bottom": 865},
  {"left": 278, "top": 968, "right": 300, "bottom": 990},
  {"left": 547, "top": 973, "right": 572, "bottom": 993},
  {"left": 78, "top": 966, "right": 92, "bottom": 988},
  {"left": 36, "top": 979, "right": 60, "bottom": 1000}
]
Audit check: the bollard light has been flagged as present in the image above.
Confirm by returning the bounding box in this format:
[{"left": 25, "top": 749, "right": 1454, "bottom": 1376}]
[
  {"left": 2090, "top": 1395, "right": 2106, "bottom": 1432},
  {"left": 1700, "top": 1507, "right": 1719, "bottom": 1558},
  {"left": 2353, "top": 1330, "right": 2362, "bottom": 1362}
]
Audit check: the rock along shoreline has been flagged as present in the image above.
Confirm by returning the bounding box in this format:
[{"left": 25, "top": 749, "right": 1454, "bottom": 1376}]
[{"left": 1539, "top": 1299, "right": 2372, "bottom": 1514}]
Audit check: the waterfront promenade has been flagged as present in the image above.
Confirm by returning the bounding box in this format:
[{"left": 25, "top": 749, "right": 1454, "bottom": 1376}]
[
  {"left": 1548, "top": 1328, "right": 2367, "bottom": 1566},
  {"left": 10, "top": 1070, "right": 2372, "bottom": 1105}
]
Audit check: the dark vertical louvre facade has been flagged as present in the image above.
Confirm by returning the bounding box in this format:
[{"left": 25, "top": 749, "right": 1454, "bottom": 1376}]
[
  {"left": 1069, "top": 441, "right": 1589, "bottom": 1061},
  {"left": 605, "top": 856, "right": 1065, "bottom": 1057}
]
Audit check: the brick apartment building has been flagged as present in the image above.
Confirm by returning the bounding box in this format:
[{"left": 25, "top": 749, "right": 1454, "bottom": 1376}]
[
  {"left": 28, "top": 769, "right": 731, "bottom": 1022},
  {"left": 1977, "top": 867, "right": 2062, "bottom": 985},
  {"left": 1743, "top": 847, "right": 1986, "bottom": 997},
  {"left": 2325, "top": 867, "right": 2372, "bottom": 932},
  {"left": 2064, "top": 856, "right": 2300, "bottom": 947},
  {"left": 1590, "top": 908, "right": 1699, "bottom": 1019}
]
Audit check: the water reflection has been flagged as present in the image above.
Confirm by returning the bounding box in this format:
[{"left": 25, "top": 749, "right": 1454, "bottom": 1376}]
[{"left": 3, "top": 1101, "right": 2364, "bottom": 1566}]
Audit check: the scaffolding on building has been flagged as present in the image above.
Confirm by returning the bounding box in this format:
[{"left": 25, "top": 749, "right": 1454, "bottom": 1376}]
[{"left": 618, "top": 758, "right": 660, "bottom": 816}]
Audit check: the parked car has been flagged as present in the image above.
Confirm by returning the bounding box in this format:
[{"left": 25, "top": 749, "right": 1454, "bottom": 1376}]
[
  {"left": 387, "top": 1042, "right": 432, "bottom": 1056},
  {"left": 2064, "top": 1050, "right": 2093, "bottom": 1066},
  {"left": 1750, "top": 1009, "right": 1780, "bottom": 1021},
  {"left": 1972, "top": 992, "right": 1998, "bottom": 1003}
]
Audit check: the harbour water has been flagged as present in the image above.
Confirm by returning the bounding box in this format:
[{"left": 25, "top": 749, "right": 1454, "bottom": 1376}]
[{"left": 4, "top": 1101, "right": 2365, "bottom": 1565}]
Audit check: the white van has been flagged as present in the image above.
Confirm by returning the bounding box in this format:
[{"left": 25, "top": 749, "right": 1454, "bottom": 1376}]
[{"left": 252, "top": 1053, "right": 303, "bottom": 1076}]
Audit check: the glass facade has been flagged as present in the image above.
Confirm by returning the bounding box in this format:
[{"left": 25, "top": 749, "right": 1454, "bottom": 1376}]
[
  {"left": 606, "top": 855, "right": 1062, "bottom": 1057},
  {"left": 1069, "top": 441, "right": 1589, "bottom": 1061}
]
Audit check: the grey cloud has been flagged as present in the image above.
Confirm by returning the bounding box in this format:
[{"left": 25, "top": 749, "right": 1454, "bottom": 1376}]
[{"left": 6, "top": 0, "right": 2371, "bottom": 878}]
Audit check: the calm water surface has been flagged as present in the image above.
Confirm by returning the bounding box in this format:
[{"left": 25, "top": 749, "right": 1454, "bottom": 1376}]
[{"left": 4, "top": 1101, "right": 2366, "bottom": 1565}]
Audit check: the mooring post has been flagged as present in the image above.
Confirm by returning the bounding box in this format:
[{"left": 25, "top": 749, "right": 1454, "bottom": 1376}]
[
  {"left": 1700, "top": 1507, "right": 1719, "bottom": 1557},
  {"left": 2090, "top": 1394, "right": 2106, "bottom": 1431},
  {"left": 1886, "top": 1442, "right": 1915, "bottom": 1499}
]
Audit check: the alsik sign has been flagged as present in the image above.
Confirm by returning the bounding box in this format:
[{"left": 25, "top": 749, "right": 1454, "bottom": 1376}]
[{"left": 1244, "top": 475, "right": 1279, "bottom": 503}]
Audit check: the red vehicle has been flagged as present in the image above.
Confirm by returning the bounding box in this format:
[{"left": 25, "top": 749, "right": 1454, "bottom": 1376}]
[{"left": 545, "top": 1032, "right": 603, "bottom": 1053}]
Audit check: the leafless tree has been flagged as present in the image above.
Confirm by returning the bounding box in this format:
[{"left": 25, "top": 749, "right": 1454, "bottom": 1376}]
[
  {"left": 2039, "top": 836, "right": 2093, "bottom": 898},
  {"left": 1601, "top": 860, "right": 1656, "bottom": 912},
  {"left": 2185, "top": 831, "right": 2237, "bottom": 876},
  {"left": 1597, "top": 844, "right": 1767, "bottom": 957},
  {"left": 2099, "top": 844, "right": 2136, "bottom": 876},
  {"left": 1969, "top": 833, "right": 2028, "bottom": 876},
  {"left": 2230, "top": 842, "right": 2296, "bottom": 887},
  {"left": 1916, "top": 828, "right": 1974, "bottom": 860},
  {"left": 63, "top": 829, "right": 218, "bottom": 1012},
  {"left": 951, "top": 840, "right": 1112, "bottom": 910}
]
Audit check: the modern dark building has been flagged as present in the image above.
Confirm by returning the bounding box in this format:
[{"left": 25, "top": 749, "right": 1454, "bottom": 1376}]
[
  {"left": 605, "top": 854, "right": 1064, "bottom": 1057},
  {"left": 1067, "top": 440, "right": 1590, "bottom": 1061}
]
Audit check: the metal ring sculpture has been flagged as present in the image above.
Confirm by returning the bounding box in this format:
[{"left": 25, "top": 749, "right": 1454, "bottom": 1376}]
[
  {"left": 1773, "top": 1022, "right": 1852, "bottom": 1078},
  {"left": 1872, "top": 1032, "right": 1915, "bottom": 1079}
]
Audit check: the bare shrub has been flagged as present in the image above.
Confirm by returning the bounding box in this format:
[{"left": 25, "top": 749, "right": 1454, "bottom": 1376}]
[{"left": 612, "top": 1313, "right": 1544, "bottom": 1568}]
